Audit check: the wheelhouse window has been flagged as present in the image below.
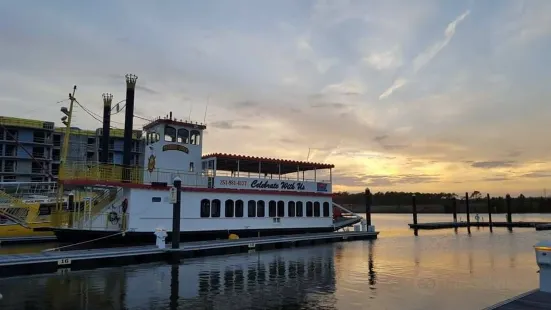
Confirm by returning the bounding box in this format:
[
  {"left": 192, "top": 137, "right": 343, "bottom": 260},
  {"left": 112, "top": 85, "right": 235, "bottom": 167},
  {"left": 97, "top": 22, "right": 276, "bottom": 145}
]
[
  {"left": 277, "top": 201, "right": 285, "bottom": 217},
  {"left": 200, "top": 199, "right": 210, "bottom": 218},
  {"left": 323, "top": 202, "right": 330, "bottom": 217},
  {"left": 152, "top": 197, "right": 161, "bottom": 203},
  {"left": 314, "top": 202, "right": 321, "bottom": 217},
  {"left": 247, "top": 200, "right": 256, "bottom": 217},
  {"left": 296, "top": 201, "right": 304, "bottom": 217},
  {"left": 257, "top": 200, "right": 265, "bottom": 217},
  {"left": 235, "top": 200, "right": 244, "bottom": 217},
  {"left": 177, "top": 128, "right": 189, "bottom": 144},
  {"left": 190, "top": 130, "right": 201, "bottom": 145},
  {"left": 211, "top": 199, "right": 221, "bottom": 217},
  {"left": 306, "top": 202, "right": 313, "bottom": 217},
  {"left": 288, "top": 201, "right": 296, "bottom": 217},
  {"left": 164, "top": 126, "right": 176, "bottom": 142},
  {"left": 225, "top": 199, "right": 234, "bottom": 217},
  {"left": 268, "top": 200, "right": 277, "bottom": 217}
]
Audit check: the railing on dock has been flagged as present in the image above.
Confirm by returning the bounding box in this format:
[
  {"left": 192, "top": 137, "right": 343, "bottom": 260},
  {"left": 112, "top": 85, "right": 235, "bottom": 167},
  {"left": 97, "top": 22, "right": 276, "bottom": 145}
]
[{"left": 60, "top": 162, "right": 209, "bottom": 187}]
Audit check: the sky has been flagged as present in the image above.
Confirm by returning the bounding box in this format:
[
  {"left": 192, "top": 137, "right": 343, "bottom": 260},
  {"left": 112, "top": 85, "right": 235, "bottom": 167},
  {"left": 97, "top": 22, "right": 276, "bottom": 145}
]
[{"left": 1, "top": 0, "right": 551, "bottom": 196}]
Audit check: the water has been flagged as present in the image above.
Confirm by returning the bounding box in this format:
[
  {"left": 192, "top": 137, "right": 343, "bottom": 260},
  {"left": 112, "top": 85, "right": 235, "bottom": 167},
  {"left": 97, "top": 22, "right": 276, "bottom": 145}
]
[{"left": 1, "top": 214, "right": 551, "bottom": 309}]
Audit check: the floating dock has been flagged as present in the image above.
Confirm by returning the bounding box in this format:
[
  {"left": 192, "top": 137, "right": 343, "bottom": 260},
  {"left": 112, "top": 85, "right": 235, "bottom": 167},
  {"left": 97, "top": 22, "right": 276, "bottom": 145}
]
[
  {"left": 0, "top": 230, "right": 378, "bottom": 278},
  {"left": 0, "top": 235, "right": 57, "bottom": 245},
  {"left": 408, "top": 221, "right": 551, "bottom": 230},
  {"left": 484, "top": 289, "right": 551, "bottom": 309}
]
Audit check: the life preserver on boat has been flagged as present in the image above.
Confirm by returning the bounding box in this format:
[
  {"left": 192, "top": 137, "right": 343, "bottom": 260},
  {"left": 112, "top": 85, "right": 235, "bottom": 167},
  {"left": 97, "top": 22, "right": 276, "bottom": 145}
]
[
  {"left": 121, "top": 198, "right": 128, "bottom": 213},
  {"left": 108, "top": 211, "right": 120, "bottom": 224}
]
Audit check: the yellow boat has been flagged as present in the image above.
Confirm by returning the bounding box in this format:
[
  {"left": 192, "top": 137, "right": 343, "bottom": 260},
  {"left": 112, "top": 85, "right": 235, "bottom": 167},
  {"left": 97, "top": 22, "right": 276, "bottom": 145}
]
[{"left": 0, "top": 186, "right": 100, "bottom": 239}]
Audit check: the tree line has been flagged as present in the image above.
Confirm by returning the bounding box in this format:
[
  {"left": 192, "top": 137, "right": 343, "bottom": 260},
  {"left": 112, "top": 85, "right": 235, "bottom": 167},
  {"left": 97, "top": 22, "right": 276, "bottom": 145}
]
[{"left": 333, "top": 191, "right": 551, "bottom": 214}]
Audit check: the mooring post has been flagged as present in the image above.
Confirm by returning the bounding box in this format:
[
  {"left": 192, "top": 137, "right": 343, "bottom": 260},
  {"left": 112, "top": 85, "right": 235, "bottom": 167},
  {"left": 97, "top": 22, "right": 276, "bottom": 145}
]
[
  {"left": 169, "top": 264, "right": 180, "bottom": 310},
  {"left": 465, "top": 192, "right": 471, "bottom": 233},
  {"left": 452, "top": 197, "right": 457, "bottom": 223},
  {"left": 172, "top": 177, "right": 182, "bottom": 249},
  {"left": 412, "top": 194, "right": 418, "bottom": 226},
  {"left": 506, "top": 194, "right": 512, "bottom": 232},
  {"left": 487, "top": 193, "right": 493, "bottom": 232},
  {"left": 365, "top": 188, "right": 372, "bottom": 227}
]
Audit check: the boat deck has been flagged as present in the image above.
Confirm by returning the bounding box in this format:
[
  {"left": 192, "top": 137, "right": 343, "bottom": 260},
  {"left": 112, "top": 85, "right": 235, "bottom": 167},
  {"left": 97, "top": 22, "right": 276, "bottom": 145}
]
[
  {"left": 0, "top": 230, "right": 378, "bottom": 278},
  {"left": 485, "top": 290, "right": 551, "bottom": 309}
]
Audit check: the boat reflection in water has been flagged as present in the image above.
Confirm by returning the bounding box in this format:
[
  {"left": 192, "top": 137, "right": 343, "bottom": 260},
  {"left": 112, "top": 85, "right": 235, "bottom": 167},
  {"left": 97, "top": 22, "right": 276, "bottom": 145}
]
[{"left": 0, "top": 242, "right": 377, "bottom": 310}]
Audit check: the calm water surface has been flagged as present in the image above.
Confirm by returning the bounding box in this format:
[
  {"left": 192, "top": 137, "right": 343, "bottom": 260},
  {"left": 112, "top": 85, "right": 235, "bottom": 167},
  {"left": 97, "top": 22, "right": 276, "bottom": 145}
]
[{"left": 1, "top": 213, "right": 551, "bottom": 310}]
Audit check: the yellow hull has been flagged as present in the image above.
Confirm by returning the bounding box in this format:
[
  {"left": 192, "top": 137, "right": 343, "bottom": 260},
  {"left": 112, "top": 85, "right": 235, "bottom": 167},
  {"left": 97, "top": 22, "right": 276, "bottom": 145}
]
[{"left": 0, "top": 222, "right": 54, "bottom": 238}]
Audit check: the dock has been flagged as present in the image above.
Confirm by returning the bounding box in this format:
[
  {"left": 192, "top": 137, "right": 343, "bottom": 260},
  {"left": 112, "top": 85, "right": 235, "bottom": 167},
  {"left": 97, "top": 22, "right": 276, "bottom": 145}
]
[
  {"left": 0, "top": 230, "right": 378, "bottom": 278},
  {"left": 485, "top": 289, "right": 551, "bottom": 309},
  {"left": 0, "top": 235, "right": 57, "bottom": 245},
  {"left": 408, "top": 221, "right": 551, "bottom": 230}
]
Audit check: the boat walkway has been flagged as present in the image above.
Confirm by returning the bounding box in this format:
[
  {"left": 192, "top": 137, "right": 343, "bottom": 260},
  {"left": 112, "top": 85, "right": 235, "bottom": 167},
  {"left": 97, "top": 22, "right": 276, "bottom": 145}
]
[
  {"left": 485, "top": 289, "right": 551, "bottom": 309},
  {"left": 409, "top": 221, "right": 551, "bottom": 230},
  {"left": 0, "top": 230, "right": 378, "bottom": 278}
]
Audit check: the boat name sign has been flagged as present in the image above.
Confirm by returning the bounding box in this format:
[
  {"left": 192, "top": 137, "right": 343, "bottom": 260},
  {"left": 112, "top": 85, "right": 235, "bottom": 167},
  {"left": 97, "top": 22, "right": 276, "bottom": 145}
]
[{"left": 216, "top": 177, "right": 328, "bottom": 192}]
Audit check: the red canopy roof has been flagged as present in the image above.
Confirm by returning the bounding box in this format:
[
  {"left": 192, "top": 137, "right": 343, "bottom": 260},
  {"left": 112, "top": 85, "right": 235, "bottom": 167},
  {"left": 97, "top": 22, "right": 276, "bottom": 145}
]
[{"left": 202, "top": 153, "right": 334, "bottom": 174}]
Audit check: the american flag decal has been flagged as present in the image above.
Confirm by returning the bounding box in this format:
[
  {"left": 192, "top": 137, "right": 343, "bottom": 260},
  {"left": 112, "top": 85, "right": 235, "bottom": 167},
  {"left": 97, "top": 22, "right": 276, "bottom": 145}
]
[{"left": 316, "top": 183, "right": 328, "bottom": 192}]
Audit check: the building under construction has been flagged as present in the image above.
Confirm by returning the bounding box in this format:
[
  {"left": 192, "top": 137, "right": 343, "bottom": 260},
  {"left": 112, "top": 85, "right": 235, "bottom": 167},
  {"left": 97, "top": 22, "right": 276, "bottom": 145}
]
[{"left": 0, "top": 117, "right": 144, "bottom": 183}]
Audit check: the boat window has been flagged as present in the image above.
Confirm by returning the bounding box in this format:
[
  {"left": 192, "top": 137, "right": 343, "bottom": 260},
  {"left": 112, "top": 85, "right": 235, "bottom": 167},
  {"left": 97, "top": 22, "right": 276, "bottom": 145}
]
[
  {"left": 235, "top": 200, "right": 244, "bottom": 217},
  {"left": 152, "top": 197, "right": 161, "bottom": 203},
  {"left": 190, "top": 130, "right": 201, "bottom": 145},
  {"left": 211, "top": 199, "right": 221, "bottom": 217},
  {"left": 146, "top": 133, "right": 150, "bottom": 145},
  {"left": 306, "top": 202, "right": 313, "bottom": 217},
  {"left": 268, "top": 200, "right": 276, "bottom": 217},
  {"left": 257, "top": 200, "right": 265, "bottom": 217},
  {"left": 296, "top": 201, "right": 303, "bottom": 217},
  {"left": 200, "top": 199, "right": 210, "bottom": 218},
  {"left": 323, "top": 202, "right": 330, "bottom": 217},
  {"left": 314, "top": 202, "right": 320, "bottom": 217},
  {"left": 165, "top": 126, "right": 176, "bottom": 142},
  {"left": 189, "top": 162, "right": 194, "bottom": 172},
  {"left": 225, "top": 199, "right": 234, "bottom": 217},
  {"left": 247, "top": 200, "right": 256, "bottom": 217},
  {"left": 277, "top": 201, "right": 285, "bottom": 217},
  {"left": 288, "top": 201, "right": 296, "bottom": 217},
  {"left": 177, "top": 128, "right": 189, "bottom": 144},
  {"left": 155, "top": 133, "right": 160, "bottom": 142}
]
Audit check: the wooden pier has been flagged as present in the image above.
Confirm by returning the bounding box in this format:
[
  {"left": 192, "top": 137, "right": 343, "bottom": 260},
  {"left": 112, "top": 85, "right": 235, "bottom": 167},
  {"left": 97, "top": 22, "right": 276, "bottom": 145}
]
[
  {"left": 484, "top": 289, "right": 551, "bottom": 309},
  {"left": 0, "top": 230, "right": 378, "bottom": 278},
  {"left": 409, "top": 221, "right": 551, "bottom": 230}
]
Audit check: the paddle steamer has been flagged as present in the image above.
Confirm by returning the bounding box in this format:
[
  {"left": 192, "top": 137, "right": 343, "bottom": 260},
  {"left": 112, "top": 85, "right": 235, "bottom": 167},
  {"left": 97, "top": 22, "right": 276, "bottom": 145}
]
[{"left": 47, "top": 74, "right": 361, "bottom": 244}]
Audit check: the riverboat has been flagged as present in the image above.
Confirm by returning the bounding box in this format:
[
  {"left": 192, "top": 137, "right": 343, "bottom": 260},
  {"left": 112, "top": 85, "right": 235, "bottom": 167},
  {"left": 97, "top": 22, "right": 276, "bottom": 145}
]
[{"left": 49, "top": 113, "right": 362, "bottom": 244}]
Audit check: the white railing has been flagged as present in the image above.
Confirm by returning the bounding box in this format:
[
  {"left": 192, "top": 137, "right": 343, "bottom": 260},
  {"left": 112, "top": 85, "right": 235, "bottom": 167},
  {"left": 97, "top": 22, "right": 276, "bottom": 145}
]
[
  {"left": 213, "top": 170, "right": 330, "bottom": 183},
  {"left": 144, "top": 170, "right": 209, "bottom": 187}
]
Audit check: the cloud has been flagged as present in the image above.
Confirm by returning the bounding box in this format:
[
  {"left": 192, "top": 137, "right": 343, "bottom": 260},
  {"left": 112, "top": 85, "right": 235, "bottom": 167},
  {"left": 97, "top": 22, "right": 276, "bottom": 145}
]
[
  {"left": 379, "top": 10, "right": 470, "bottom": 100},
  {"left": 2, "top": 1, "right": 551, "bottom": 196},
  {"left": 471, "top": 161, "right": 516, "bottom": 169},
  {"left": 209, "top": 120, "right": 252, "bottom": 130}
]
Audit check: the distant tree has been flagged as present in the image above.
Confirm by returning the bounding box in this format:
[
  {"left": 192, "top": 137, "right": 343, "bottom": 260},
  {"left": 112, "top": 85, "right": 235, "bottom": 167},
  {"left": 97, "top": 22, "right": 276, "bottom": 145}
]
[{"left": 470, "top": 191, "right": 482, "bottom": 200}]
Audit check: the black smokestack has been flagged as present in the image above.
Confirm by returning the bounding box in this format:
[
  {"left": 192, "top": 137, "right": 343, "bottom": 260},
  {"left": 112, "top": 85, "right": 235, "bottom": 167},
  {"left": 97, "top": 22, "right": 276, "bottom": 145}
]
[
  {"left": 123, "top": 74, "right": 137, "bottom": 172},
  {"left": 101, "top": 93, "right": 113, "bottom": 164}
]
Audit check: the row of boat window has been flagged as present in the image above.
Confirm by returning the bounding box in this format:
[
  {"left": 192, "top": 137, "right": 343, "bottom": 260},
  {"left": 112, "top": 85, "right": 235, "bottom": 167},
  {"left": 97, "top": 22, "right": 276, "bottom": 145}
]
[
  {"left": 145, "top": 126, "right": 201, "bottom": 145},
  {"left": 200, "top": 199, "right": 331, "bottom": 218}
]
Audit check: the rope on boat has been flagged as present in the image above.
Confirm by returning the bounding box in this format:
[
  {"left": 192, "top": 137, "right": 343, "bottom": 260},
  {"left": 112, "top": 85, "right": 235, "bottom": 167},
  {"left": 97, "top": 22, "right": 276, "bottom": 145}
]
[{"left": 41, "top": 230, "right": 130, "bottom": 252}]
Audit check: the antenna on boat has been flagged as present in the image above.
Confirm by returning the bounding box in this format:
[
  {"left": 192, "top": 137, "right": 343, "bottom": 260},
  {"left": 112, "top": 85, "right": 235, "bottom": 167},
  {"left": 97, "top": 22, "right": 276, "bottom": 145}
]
[
  {"left": 188, "top": 102, "right": 193, "bottom": 121},
  {"left": 203, "top": 94, "right": 210, "bottom": 124},
  {"left": 306, "top": 148, "right": 311, "bottom": 161}
]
